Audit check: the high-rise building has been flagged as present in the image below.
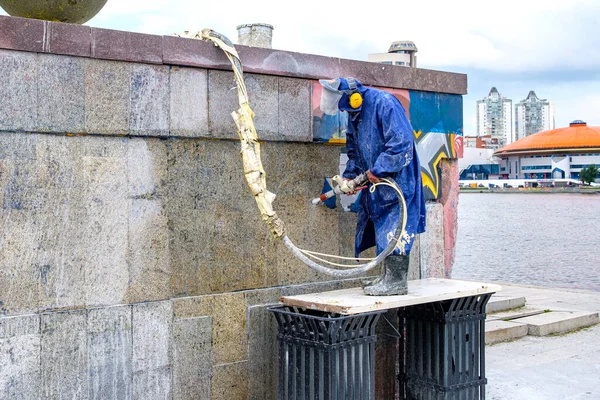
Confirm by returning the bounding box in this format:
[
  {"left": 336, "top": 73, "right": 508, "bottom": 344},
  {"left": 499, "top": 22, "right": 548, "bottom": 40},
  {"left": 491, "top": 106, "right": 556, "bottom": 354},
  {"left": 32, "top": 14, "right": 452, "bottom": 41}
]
[
  {"left": 368, "top": 41, "right": 417, "bottom": 67},
  {"left": 514, "top": 91, "right": 555, "bottom": 141},
  {"left": 476, "top": 87, "right": 513, "bottom": 146}
]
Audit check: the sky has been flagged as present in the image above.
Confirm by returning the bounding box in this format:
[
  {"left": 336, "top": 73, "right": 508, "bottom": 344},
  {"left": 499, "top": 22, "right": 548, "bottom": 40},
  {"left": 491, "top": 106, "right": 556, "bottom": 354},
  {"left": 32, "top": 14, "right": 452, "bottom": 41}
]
[{"left": 3, "top": 0, "right": 600, "bottom": 135}]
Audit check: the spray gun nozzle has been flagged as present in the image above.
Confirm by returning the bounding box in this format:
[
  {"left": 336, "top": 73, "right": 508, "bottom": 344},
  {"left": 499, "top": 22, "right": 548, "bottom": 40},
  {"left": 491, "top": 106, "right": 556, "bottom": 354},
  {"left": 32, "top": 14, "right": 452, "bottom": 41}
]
[{"left": 312, "top": 173, "right": 368, "bottom": 208}]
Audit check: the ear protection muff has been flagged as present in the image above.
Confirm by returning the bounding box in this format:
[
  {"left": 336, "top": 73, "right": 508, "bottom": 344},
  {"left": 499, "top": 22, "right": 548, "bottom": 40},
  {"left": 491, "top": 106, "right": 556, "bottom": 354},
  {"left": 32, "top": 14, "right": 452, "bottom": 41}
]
[
  {"left": 345, "top": 77, "right": 363, "bottom": 109},
  {"left": 349, "top": 93, "right": 363, "bottom": 109}
]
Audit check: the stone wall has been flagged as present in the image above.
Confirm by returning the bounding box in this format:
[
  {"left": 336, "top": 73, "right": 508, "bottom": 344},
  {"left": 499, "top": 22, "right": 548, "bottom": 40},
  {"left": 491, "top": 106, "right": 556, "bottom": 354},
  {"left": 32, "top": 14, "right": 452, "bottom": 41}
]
[{"left": 0, "top": 15, "right": 466, "bottom": 399}]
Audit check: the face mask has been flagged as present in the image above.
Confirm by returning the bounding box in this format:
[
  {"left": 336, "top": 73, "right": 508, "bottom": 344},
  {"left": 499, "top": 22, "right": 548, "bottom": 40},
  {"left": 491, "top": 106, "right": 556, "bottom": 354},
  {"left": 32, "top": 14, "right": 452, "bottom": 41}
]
[
  {"left": 319, "top": 78, "right": 344, "bottom": 116},
  {"left": 320, "top": 88, "right": 343, "bottom": 115}
]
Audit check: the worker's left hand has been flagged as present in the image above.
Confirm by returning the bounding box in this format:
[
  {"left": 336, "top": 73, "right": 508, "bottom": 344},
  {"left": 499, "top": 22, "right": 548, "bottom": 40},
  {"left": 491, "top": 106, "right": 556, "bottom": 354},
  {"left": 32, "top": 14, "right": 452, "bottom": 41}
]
[
  {"left": 342, "top": 178, "right": 357, "bottom": 195},
  {"left": 366, "top": 170, "right": 382, "bottom": 183}
]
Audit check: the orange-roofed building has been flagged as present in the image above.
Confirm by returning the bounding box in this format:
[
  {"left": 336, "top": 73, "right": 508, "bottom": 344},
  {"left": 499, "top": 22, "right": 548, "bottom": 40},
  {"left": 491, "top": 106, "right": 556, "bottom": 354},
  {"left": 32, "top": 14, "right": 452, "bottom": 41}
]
[{"left": 494, "top": 120, "right": 600, "bottom": 180}]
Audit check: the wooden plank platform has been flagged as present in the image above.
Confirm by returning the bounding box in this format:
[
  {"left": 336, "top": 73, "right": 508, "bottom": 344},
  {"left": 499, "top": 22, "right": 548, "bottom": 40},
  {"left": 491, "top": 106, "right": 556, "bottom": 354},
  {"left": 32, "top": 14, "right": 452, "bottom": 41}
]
[{"left": 280, "top": 278, "right": 502, "bottom": 315}]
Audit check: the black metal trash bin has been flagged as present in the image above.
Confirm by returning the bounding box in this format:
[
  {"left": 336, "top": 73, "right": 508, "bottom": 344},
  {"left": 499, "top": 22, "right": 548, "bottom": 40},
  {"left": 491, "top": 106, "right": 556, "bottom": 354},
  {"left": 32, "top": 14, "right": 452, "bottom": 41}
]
[
  {"left": 398, "top": 294, "right": 493, "bottom": 400},
  {"left": 269, "top": 305, "right": 384, "bottom": 400}
]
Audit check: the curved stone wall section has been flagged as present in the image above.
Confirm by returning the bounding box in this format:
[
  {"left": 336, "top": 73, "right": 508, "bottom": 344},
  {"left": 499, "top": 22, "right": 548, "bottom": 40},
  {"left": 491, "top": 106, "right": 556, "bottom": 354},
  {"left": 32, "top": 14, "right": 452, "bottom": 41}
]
[{"left": 0, "top": 15, "right": 466, "bottom": 399}]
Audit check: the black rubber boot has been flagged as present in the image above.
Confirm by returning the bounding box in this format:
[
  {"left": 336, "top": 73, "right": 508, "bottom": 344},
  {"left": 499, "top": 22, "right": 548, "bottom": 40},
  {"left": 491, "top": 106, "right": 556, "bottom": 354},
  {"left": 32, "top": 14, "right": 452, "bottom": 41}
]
[{"left": 363, "top": 255, "right": 409, "bottom": 296}]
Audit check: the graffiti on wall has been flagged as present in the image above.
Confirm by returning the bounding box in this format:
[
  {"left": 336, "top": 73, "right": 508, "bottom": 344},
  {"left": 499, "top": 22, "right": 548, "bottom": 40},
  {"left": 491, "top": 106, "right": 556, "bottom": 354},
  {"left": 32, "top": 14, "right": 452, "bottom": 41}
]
[{"left": 312, "top": 82, "right": 463, "bottom": 200}]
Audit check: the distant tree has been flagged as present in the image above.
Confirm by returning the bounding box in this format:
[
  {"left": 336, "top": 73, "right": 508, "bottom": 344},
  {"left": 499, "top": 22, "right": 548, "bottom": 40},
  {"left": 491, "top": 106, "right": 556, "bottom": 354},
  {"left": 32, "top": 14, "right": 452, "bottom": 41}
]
[{"left": 580, "top": 164, "right": 599, "bottom": 185}]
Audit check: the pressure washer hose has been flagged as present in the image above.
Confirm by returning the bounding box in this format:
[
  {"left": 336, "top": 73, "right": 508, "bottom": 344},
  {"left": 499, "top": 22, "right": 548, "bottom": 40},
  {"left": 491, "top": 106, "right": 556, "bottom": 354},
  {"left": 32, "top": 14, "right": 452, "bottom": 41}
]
[
  {"left": 201, "top": 29, "right": 408, "bottom": 277},
  {"left": 284, "top": 178, "right": 408, "bottom": 277}
]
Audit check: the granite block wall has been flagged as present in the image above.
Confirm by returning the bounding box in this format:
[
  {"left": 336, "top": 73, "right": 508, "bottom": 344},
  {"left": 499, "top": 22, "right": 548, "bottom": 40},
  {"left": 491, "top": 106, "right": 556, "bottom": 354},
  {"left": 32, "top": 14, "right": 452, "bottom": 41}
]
[{"left": 0, "top": 16, "right": 466, "bottom": 400}]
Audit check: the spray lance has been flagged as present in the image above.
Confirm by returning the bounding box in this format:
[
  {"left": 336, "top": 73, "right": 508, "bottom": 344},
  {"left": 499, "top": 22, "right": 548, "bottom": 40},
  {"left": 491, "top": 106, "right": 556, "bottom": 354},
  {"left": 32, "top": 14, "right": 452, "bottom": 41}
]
[{"left": 311, "top": 173, "right": 368, "bottom": 206}]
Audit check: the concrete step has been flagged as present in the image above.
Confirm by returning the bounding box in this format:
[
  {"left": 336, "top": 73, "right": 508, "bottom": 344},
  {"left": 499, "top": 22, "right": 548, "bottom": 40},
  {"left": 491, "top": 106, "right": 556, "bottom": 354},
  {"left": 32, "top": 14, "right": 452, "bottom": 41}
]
[
  {"left": 485, "top": 320, "right": 529, "bottom": 344},
  {"left": 487, "top": 307, "right": 546, "bottom": 321},
  {"left": 515, "top": 311, "right": 600, "bottom": 336},
  {"left": 486, "top": 295, "right": 526, "bottom": 313}
]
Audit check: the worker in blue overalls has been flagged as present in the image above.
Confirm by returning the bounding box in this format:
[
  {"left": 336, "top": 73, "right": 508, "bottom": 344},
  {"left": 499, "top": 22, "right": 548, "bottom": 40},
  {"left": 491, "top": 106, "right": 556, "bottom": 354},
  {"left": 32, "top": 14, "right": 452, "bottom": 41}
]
[{"left": 319, "top": 77, "right": 426, "bottom": 295}]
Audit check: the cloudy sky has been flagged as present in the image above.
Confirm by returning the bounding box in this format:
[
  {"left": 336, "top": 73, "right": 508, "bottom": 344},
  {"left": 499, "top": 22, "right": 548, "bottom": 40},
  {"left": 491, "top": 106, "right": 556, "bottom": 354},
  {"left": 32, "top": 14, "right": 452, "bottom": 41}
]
[{"left": 4, "top": 0, "right": 599, "bottom": 134}]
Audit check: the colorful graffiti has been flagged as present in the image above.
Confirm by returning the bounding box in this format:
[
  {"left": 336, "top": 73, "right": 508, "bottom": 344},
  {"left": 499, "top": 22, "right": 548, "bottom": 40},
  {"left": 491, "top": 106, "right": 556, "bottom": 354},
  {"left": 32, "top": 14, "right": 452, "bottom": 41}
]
[{"left": 312, "top": 82, "right": 463, "bottom": 200}]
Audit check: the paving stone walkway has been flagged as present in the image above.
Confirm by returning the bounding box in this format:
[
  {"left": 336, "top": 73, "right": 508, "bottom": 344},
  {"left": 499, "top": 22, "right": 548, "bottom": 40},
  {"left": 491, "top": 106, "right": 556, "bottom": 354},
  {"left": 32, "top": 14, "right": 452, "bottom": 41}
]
[{"left": 484, "top": 282, "right": 600, "bottom": 400}]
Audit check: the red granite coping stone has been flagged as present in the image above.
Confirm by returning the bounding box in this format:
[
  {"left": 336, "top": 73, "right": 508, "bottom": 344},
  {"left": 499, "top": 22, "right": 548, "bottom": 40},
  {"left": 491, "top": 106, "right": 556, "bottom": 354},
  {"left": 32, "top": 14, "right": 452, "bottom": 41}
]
[
  {"left": 0, "top": 14, "right": 46, "bottom": 53},
  {"left": 0, "top": 15, "right": 467, "bottom": 95},
  {"left": 162, "top": 34, "right": 230, "bottom": 70},
  {"left": 47, "top": 22, "right": 91, "bottom": 57},
  {"left": 92, "top": 27, "right": 163, "bottom": 64}
]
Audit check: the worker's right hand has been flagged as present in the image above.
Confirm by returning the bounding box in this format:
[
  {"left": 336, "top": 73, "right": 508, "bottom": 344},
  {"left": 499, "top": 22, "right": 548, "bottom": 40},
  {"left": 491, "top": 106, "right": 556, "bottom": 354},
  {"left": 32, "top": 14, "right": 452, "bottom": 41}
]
[{"left": 366, "top": 170, "right": 382, "bottom": 184}]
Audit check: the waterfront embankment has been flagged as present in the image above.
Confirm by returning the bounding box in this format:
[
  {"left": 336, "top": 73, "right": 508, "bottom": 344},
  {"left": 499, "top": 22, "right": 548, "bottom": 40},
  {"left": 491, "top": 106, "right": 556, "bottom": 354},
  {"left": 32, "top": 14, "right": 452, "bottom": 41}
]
[
  {"left": 485, "top": 282, "right": 600, "bottom": 400},
  {"left": 460, "top": 187, "right": 600, "bottom": 194}
]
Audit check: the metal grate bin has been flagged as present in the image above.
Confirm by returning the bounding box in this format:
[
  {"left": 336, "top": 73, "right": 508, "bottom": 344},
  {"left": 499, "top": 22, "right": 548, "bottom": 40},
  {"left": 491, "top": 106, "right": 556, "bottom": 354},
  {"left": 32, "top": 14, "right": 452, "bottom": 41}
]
[
  {"left": 269, "top": 306, "right": 384, "bottom": 400},
  {"left": 398, "top": 294, "right": 493, "bottom": 400}
]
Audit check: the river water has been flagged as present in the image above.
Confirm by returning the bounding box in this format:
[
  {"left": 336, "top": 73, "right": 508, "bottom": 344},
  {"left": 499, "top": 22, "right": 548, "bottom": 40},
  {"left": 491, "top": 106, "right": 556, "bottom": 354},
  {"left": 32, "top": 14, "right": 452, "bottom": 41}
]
[{"left": 452, "top": 192, "right": 600, "bottom": 292}]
